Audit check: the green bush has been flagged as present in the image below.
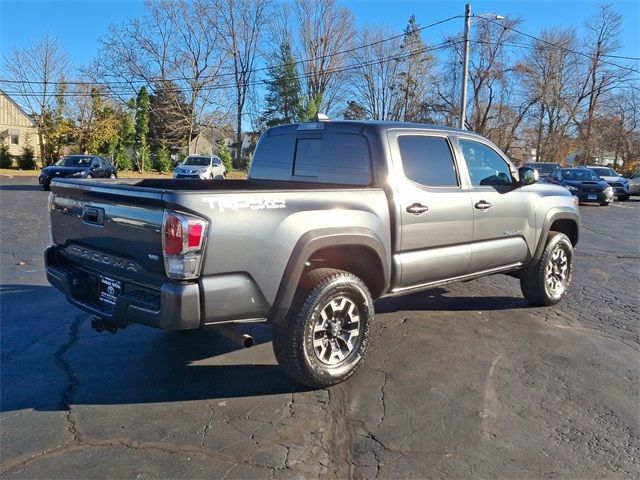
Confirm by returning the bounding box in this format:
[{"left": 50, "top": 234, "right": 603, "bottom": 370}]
[
  {"left": 115, "top": 150, "right": 133, "bottom": 171},
  {"left": 217, "top": 140, "right": 233, "bottom": 173},
  {"left": 0, "top": 143, "right": 12, "bottom": 168},
  {"left": 154, "top": 142, "right": 172, "bottom": 173},
  {"left": 18, "top": 145, "right": 36, "bottom": 170}
]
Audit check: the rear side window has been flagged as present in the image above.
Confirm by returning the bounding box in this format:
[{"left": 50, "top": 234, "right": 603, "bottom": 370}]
[{"left": 398, "top": 135, "right": 458, "bottom": 187}]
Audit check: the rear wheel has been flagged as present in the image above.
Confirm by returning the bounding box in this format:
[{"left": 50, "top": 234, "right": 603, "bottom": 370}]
[
  {"left": 272, "top": 268, "right": 373, "bottom": 388},
  {"left": 600, "top": 200, "right": 609, "bottom": 206},
  {"left": 618, "top": 194, "right": 629, "bottom": 201},
  {"left": 520, "top": 232, "right": 573, "bottom": 306}
]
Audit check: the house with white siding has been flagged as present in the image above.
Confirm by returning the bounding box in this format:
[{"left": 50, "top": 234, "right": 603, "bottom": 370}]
[{"left": 0, "top": 90, "right": 38, "bottom": 158}]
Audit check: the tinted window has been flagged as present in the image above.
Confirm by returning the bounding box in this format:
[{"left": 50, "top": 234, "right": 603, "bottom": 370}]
[
  {"left": 251, "top": 132, "right": 371, "bottom": 185},
  {"left": 293, "top": 134, "right": 371, "bottom": 185},
  {"left": 459, "top": 139, "right": 512, "bottom": 187},
  {"left": 250, "top": 134, "right": 296, "bottom": 181},
  {"left": 398, "top": 136, "right": 458, "bottom": 187}
]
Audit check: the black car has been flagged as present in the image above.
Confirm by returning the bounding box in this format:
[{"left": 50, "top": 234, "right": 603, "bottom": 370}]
[
  {"left": 549, "top": 168, "right": 614, "bottom": 206},
  {"left": 39, "top": 155, "right": 117, "bottom": 191}
]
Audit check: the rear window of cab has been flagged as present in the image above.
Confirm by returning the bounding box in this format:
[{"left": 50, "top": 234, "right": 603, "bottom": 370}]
[{"left": 250, "top": 133, "right": 372, "bottom": 185}]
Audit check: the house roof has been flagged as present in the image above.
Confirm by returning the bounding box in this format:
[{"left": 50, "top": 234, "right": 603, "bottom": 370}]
[{"left": 0, "top": 89, "right": 37, "bottom": 127}]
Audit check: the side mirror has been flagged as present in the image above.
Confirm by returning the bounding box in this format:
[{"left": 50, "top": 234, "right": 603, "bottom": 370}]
[{"left": 518, "top": 167, "right": 537, "bottom": 186}]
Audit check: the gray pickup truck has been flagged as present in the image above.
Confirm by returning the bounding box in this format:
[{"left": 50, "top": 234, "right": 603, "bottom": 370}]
[{"left": 45, "top": 121, "right": 580, "bottom": 387}]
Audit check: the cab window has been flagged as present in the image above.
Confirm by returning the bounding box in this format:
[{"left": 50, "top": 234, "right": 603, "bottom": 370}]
[
  {"left": 397, "top": 135, "right": 458, "bottom": 187},
  {"left": 459, "top": 139, "right": 512, "bottom": 187}
]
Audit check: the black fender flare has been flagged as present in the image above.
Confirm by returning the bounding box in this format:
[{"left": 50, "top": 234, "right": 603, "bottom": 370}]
[
  {"left": 531, "top": 208, "right": 580, "bottom": 263},
  {"left": 268, "top": 227, "right": 389, "bottom": 325}
]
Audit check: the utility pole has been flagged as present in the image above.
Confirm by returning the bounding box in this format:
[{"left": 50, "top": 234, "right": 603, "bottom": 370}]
[{"left": 459, "top": 3, "right": 471, "bottom": 130}]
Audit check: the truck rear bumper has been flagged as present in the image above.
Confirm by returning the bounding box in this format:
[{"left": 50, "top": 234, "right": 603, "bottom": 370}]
[{"left": 44, "top": 246, "right": 201, "bottom": 330}]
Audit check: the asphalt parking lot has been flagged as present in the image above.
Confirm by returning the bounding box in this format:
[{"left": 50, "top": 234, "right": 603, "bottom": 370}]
[{"left": 1, "top": 175, "right": 638, "bottom": 479}]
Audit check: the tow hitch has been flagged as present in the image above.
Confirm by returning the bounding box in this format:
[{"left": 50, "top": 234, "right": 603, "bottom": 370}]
[{"left": 91, "top": 317, "right": 127, "bottom": 334}]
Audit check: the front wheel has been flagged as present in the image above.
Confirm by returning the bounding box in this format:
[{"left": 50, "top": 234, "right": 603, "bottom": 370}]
[
  {"left": 618, "top": 194, "right": 629, "bottom": 201},
  {"left": 520, "top": 232, "right": 573, "bottom": 306},
  {"left": 272, "top": 268, "right": 373, "bottom": 388},
  {"left": 600, "top": 200, "right": 609, "bottom": 206}
]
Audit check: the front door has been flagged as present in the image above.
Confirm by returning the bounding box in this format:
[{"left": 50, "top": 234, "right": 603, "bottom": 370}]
[
  {"left": 388, "top": 131, "right": 474, "bottom": 291},
  {"left": 455, "top": 137, "right": 535, "bottom": 273}
]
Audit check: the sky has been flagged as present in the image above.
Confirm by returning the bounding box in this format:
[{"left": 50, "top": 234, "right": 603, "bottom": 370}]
[{"left": 1, "top": 0, "right": 638, "bottom": 76}]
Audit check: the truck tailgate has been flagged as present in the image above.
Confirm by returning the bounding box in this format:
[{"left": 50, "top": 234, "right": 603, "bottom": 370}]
[{"left": 49, "top": 180, "right": 166, "bottom": 286}]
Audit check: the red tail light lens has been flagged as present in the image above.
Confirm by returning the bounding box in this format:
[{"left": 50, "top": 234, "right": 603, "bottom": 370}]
[
  {"left": 163, "top": 213, "right": 184, "bottom": 255},
  {"left": 188, "top": 222, "right": 204, "bottom": 249}
]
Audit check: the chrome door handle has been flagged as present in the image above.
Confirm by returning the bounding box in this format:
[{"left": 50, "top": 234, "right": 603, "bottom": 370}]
[
  {"left": 474, "top": 200, "right": 492, "bottom": 211},
  {"left": 406, "top": 203, "right": 429, "bottom": 215}
]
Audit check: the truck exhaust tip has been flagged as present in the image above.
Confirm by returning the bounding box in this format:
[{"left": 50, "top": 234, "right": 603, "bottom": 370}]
[{"left": 214, "top": 325, "right": 254, "bottom": 348}]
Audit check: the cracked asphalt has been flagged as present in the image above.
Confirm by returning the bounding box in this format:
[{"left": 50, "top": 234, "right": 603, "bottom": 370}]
[{"left": 1, "top": 175, "right": 638, "bottom": 479}]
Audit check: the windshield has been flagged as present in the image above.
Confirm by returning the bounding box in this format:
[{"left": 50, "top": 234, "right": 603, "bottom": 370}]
[
  {"left": 54, "top": 156, "right": 92, "bottom": 167},
  {"left": 182, "top": 157, "right": 211, "bottom": 166},
  {"left": 589, "top": 167, "right": 616, "bottom": 177},
  {"left": 534, "top": 163, "right": 558, "bottom": 173},
  {"left": 562, "top": 169, "right": 600, "bottom": 181}
]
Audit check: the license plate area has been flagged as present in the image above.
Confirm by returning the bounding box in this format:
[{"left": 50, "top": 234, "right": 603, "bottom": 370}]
[
  {"left": 99, "top": 275, "right": 122, "bottom": 305},
  {"left": 588, "top": 194, "right": 597, "bottom": 200}
]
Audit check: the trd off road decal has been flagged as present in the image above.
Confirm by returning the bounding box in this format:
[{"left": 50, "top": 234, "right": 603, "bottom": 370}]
[{"left": 202, "top": 197, "right": 286, "bottom": 212}]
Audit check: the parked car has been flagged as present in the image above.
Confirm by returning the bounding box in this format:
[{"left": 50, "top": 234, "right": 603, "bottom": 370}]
[
  {"left": 523, "top": 162, "right": 560, "bottom": 181},
  {"left": 39, "top": 155, "right": 117, "bottom": 191},
  {"left": 45, "top": 121, "right": 580, "bottom": 388},
  {"left": 550, "top": 168, "right": 614, "bottom": 206},
  {"left": 585, "top": 166, "right": 630, "bottom": 201},
  {"left": 173, "top": 155, "right": 226, "bottom": 179},
  {"left": 628, "top": 170, "right": 640, "bottom": 196}
]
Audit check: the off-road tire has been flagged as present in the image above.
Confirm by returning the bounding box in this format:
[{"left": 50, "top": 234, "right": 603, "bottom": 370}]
[
  {"left": 272, "top": 268, "right": 373, "bottom": 388},
  {"left": 520, "top": 231, "right": 573, "bottom": 306}
]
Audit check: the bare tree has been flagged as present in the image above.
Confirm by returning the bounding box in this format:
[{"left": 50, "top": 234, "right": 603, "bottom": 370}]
[
  {"left": 2, "top": 35, "right": 69, "bottom": 166},
  {"left": 347, "top": 26, "right": 403, "bottom": 120},
  {"left": 203, "top": 0, "right": 271, "bottom": 167},
  {"left": 573, "top": 4, "right": 627, "bottom": 163},
  {"left": 520, "top": 28, "right": 580, "bottom": 162},
  {"left": 295, "top": 0, "right": 354, "bottom": 116},
  {"left": 90, "top": 0, "right": 226, "bottom": 154}
]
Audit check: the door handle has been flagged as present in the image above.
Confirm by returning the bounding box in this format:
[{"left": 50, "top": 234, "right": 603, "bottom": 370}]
[
  {"left": 474, "top": 200, "right": 492, "bottom": 211},
  {"left": 406, "top": 203, "right": 429, "bottom": 215}
]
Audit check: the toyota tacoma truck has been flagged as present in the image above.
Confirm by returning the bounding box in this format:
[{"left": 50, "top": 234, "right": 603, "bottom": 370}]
[{"left": 45, "top": 121, "right": 580, "bottom": 388}]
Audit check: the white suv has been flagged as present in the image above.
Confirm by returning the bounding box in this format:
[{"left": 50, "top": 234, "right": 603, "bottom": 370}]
[
  {"left": 586, "top": 166, "right": 630, "bottom": 201},
  {"left": 173, "top": 155, "right": 226, "bottom": 180}
]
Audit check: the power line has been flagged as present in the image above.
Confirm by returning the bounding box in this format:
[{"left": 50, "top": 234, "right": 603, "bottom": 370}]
[
  {"left": 477, "top": 16, "right": 640, "bottom": 74},
  {"left": 0, "top": 41, "right": 460, "bottom": 99},
  {"left": 0, "top": 14, "right": 462, "bottom": 88}
]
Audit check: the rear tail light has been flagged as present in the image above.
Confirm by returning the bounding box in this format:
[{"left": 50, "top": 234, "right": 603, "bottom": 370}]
[{"left": 162, "top": 210, "right": 208, "bottom": 279}]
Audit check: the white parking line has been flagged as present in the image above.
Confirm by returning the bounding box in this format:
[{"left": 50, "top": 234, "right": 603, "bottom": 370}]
[{"left": 611, "top": 203, "right": 634, "bottom": 209}]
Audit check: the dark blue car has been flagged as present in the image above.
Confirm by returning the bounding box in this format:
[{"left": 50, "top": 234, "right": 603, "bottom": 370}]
[
  {"left": 39, "top": 155, "right": 117, "bottom": 191},
  {"left": 549, "top": 168, "right": 613, "bottom": 206}
]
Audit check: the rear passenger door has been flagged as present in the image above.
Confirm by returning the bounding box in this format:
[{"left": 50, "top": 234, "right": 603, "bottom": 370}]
[
  {"left": 455, "top": 137, "right": 535, "bottom": 273},
  {"left": 388, "top": 131, "right": 474, "bottom": 291}
]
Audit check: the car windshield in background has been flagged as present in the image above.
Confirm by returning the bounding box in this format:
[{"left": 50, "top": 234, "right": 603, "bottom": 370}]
[
  {"left": 590, "top": 167, "right": 616, "bottom": 177},
  {"left": 536, "top": 164, "right": 557, "bottom": 173},
  {"left": 55, "top": 156, "right": 91, "bottom": 167},
  {"left": 183, "top": 157, "right": 211, "bottom": 166},
  {"left": 562, "top": 169, "right": 600, "bottom": 181}
]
